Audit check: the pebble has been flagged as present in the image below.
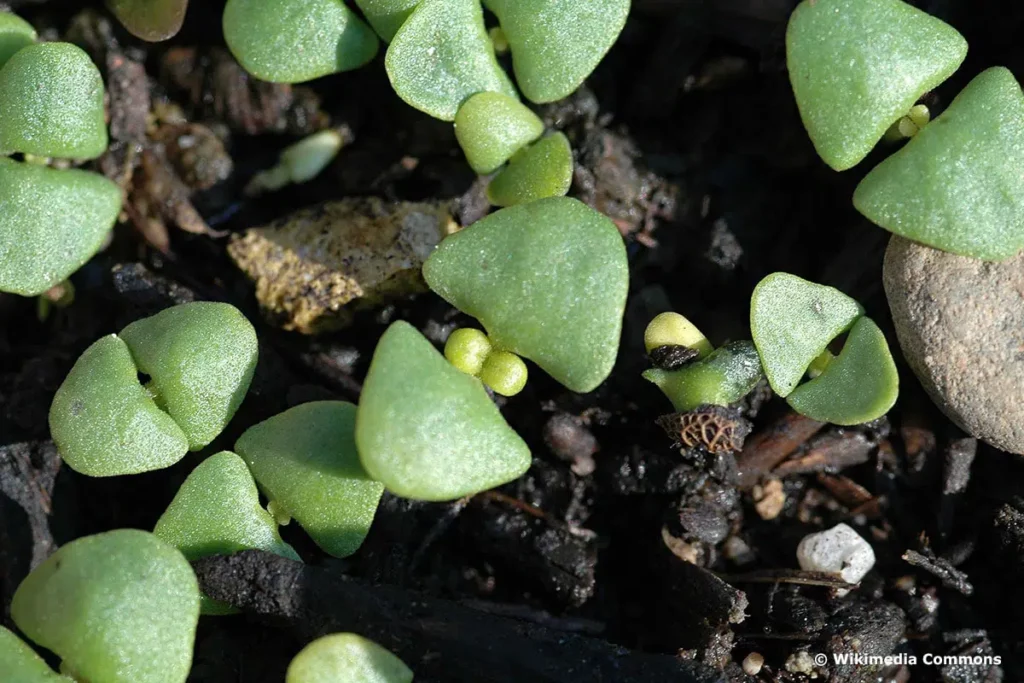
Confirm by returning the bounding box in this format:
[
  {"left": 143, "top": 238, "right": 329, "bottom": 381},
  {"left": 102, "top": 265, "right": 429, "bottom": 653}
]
[
  {"left": 797, "top": 522, "right": 875, "bottom": 585},
  {"left": 742, "top": 652, "right": 765, "bottom": 676}
]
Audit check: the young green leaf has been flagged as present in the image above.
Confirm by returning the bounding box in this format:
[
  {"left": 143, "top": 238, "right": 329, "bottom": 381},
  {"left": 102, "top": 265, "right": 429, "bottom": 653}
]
[
  {"left": 454, "top": 91, "right": 544, "bottom": 174},
  {"left": 236, "top": 401, "right": 384, "bottom": 558},
  {"left": 422, "top": 197, "right": 628, "bottom": 393},
  {"left": 643, "top": 312, "right": 714, "bottom": 359},
  {"left": 0, "top": 42, "right": 108, "bottom": 159},
  {"left": 643, "top": 341, "right": 763, "bottom": 412},
  {"left": 107, "top": 0, "right": 189, "bottom": 42},
  {"left": 484, "top": 0, "right": 630, "bottom": 104},
  {"left": 444, "top": 327, "right": 492, "bottom": 376},
  {"left": 0, "top": 11, "right": 36, "bottom": 69},
  {"left": 49, "top": 335, "right": 189, "bottom": 477},
  {"left": 854, "top": 67, "right": 1024, "bottom": 261},
  {"left": 786, "top": 0, "right": 967, "bottom": 171},
  {"left": 12, "top": 530, "right": 199, "bottom": 683},
  {"left": 487, "top": 132, "right": 574, "bottom": 207},
  {"left": 751, "top": 272, "right": 864, "bottom": 397},
  {"left": 153, "top": 451, "right": 300, "bottom": 615},
  {"left": 120, "top": 302, "right": 258, "bottom": 451},
  {"left": 287, "top": 633, "right": 413, "bottom": 683},
  {"left": 385, "top": 0, "right": 517, "bottom": 121},
  {"left": 0, "top": 159, "right": 122, "bottom": 296},
  {"left": 787, "top": 317, "right": 899, "bottom": 425},
  {"left": 356, "top": 321, "right": 531, "bottom": 501},
  {"left": 353, "top": 0, "right": 420, "bottom": 42},
  {"left": 0, "top": 627, "right": 71, "bottom": 682},
  {"left": 223, "top": 0, "right": 379, "bottom": 83}
]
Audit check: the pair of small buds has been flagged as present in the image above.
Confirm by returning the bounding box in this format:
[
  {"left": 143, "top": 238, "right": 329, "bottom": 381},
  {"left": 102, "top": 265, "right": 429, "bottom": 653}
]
[{"left": 444, "top": 328, "right": 528, "bottom": 397}]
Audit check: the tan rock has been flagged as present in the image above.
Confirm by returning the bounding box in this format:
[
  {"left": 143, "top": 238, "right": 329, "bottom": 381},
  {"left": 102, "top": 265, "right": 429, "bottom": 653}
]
[
  {"left": 883, "top": 236, "right": 1024, "bottom": 454},
  {"left": 229, "top": 198, "right": 457, "bottom": 334}
]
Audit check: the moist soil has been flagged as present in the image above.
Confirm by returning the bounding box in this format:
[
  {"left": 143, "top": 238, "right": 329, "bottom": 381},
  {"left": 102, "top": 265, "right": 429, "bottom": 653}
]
[{"left": 2, "top": 1, "right": 1023, "bottom": 682}]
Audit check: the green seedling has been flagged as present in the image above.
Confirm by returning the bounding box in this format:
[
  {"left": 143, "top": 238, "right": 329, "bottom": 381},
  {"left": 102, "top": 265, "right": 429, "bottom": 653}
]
[
  {"left": 483, "top": 0, "right": 630, "bottom": 104},
  {"left": 385, "top": 0, "right": 517, "bottom": 121},
  {"left": 50, "top": 302, "right": 257, "bottom": 476},
  {"left": 153, "top": 451, "right": 300, "bottom": 614},
  {"left": 786, "top": 0, "right": 967, "bottom": 171},
  {"left": 0, "top": 42, "right": 108, "bottom": 159},
  {"left": 247, "top": 129, "right": 346, "bottom": 195},
  {"left": 108, "top": 0, "right": 189, "bottom": 42},
  {"left": 423, "top": 197, "right": 628, "bottom": 393},
  {"left": 223, "top": 0, "right": 379, "bottom": 83},
  {"left": 854, "top": 67, "right": 1024, "bottom": 261},
  {"left": 0, "top": 159, "right": 121, "bottom": 296},
  {"left": 444, "top": 327, "right": 529, "bottom": 397},
  {"left": 454, "top": 92, "right": 544, "bottom": 175},
  {"left": 287, "top": 633, "right": 413, "bottom": 683},
  {"left": 356, "top": 321, "right": 531, "bottom": 501},
  {"left": 236, "top": 401, "right": 384, "bottom": 558},
  {"left": 644, "top": 311, "right": 715, "bottom": 359},
  {"left": 0, "top": 11, "right": 35, "bottom": 69},
  {"left": 0, "top": 626, "right": 71, "bottom": 682},
  {"left": 487, "top": 132, "right": 574, "bottom": 207},
  {"left": 12, "top": 529, "right": 200, "bottom": 683},
  {"left": 354, "top": 0, "right": 421, "bottom": 42}
]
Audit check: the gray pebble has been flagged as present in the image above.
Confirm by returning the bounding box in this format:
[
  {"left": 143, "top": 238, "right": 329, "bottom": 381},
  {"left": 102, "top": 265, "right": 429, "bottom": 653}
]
[{"left": 883, "top": 236, "right": 1024, "bottom": 454}]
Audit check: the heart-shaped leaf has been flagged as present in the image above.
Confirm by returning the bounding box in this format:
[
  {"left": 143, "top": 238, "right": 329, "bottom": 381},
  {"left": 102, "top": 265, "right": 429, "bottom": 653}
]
[
  {"left": 385, "top": 0, "right": 517, "bottom": 121},
  {"left": 12, "top": 530, "right": 199, "bottom": 683},
  {"left": 787, "top": 317, "right": 899, "bottom": 425},
  {"left": 0, "top": 159, "right": 122, "bottom": 296},
  {"left": 223, "top": 0, "right": 379, "bottom": 83},
  {"left": 854, "top": 67, "right": 1024, "bottom": 261},
  {"left": 120, "top": 302, "right": 258, "bottom": 451},
  {"left": 107, "top": 0, "right": 189, "bottom": 42},
  {"left": 0, "top": 42, "right": 108, "bottom": 159},
  {"left": 488, "top": 132, "right": 573, "bottom": 207},
  {"left": 786, "top": 0, "right": 967, "bottom": 171},
  {"left": 0, "top": 627, "right": 70, "bottom": 682},
  {"left": 423, "top": 197, "right": 628, "bottom": 392},
  {"left": 287, "top": 633, "right": 413, "bottom": 683},
  {"left": 353, "top": 0, "right": 420, "bottom": 42},
  {"left": 0, "top": 11, "right": 36, "bottom": 69},
  {"left": 236, "top": 401, "right": 384, "bottom": 557},
  {"left": 643, "top": 341, "right": 763, "bottom": 413},
  {"left": 484, "top": 0, "right": 630, "bottom": 104},
  {"left": 356, "top": 321, "right": 531, "bottom": 501},
  {"left": 751, "top": 272, "right": 864, "bottom": 397},
  {"left": 153, "top": 451, "right": 300, "bottom": 614},
  {"left": 49, "top": 335, "right": 189, "bottom": 477},
  {"left": 454, "top": 91, "right": 543, "bottom": 174}
]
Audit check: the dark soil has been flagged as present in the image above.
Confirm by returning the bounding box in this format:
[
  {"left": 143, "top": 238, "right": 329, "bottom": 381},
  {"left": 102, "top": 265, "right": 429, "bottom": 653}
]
[{"left": 2, "top": 1, "right": 1024, "bottom": 681}]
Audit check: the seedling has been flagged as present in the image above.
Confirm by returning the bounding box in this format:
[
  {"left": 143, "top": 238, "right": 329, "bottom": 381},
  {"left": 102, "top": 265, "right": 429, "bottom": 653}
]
[
  {"left": 287, "top": 633, "right": 413, "bottom": 683},
  {"left": 751, "top": 273, "right": 898, "bottom": 425},
  {"left": 423, "top": 197, "right": 629, "bottom": 393},
  {"left": 50, "top": 302, "right": 258, "bottom": 476},
  {"left": 487, "top": 133, "right": 574, "bottom": 207},
  {"left": 108, "top": 0, "right": 189, "bottom": 42},
  {"left": 223, "top": 0, "right": 379, "bottom": 83},
  {"left": 356, "top": 321, "right": 531, "bottom": 501},
  {"left": 154, "top": 451, "right": 300, "bottom": 614},
  {"left": 0, "top": 626, "right": 71, "bottom": 682},
  {"left": 246, "top": 128, "right": 347, "bottom": 195},
  {"left": 453, "top": 92, "right": 544, "bottom": 175},
  {"left": 444, "top": 327, "right": 528, "bottom": 397},
  {"left": 12, "top": 529, "right": 200, "bottom": 683},
  {"left": 235, "top": 401, "right": 384, "bottom": 558}
]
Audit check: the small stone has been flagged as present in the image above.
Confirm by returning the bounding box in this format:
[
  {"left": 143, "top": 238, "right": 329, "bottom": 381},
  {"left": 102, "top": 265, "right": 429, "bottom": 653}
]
[
  {"left": 785, "top": 650, "right": 816, "bottom": 675},
  {"left": 753, "top": 478, "right": 785, "bottom": 520},
  {"left": 797, "top": 522, "right": 876, "bottom": 586},
  {"left": 883, "top": 236, "right": 1024, "bottom": 454},
  {"left": 742, "top": 652, "right": 765, "bottom": 676},
  {"left": 229, "top": 198, "right": 457, "bottom": 333}
]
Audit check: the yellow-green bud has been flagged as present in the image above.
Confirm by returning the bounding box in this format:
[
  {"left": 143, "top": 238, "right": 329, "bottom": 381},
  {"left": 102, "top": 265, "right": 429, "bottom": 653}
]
[
  {"left": 644, "top": 312, "right": 714, "bottom": 358},
  {"left": 444, "top": 328, "right": 492, "bottom": 376},
  {"left": 479, "top": 350, "right": 528, "bottom": 397}
]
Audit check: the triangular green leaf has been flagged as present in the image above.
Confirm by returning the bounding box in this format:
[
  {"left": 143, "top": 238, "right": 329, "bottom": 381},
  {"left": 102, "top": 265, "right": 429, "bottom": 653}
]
[
  {"left": 0, "top": 42, "right": 108, "bottom": 159},
  {"left": 120, "top": 302, "right": 258, "bottom": 451},
  {"left": 385, "top": 0, "right": 517, "bottom": 121},
  {"left": 643, "top": 341, "right": 763, "bottom": 413},
  {"left": 0, "top": 160, "right": 121, "bottom": 296},
  {"left": 236, "top": 401, "right": 384, "bottom": 557},
  {"left": 0, "top": 12, "right": 36, "bottom": 69},
  {"left": 787, "top": 317, "right": 899, "bottom": 425},
  {"left": 454, "top": 91, "right": 544, "bottom": 174},
  {"left": 353, "top": 0, "right": 420, "bottom": 42},
  {"left": 356, "top": 322, "right": 531, "bottom": 501},
  {"left": 423, "top": 197, "right": 628, "bottom": 392},
  {"left": 854, "top": 67, "right": 1024, "bottom": 260},
  {"left": 484, "top": 0, "right": 630, "bottom": 104},
  {"left": 223, "top": 0, "right": 379, "bottom": 83},
  {"left": 0, "top": 627, "right": 70, "bottom": 683},
  {"left": 751, "top": 272, "right": 864, "bottom": 397},
  {"left": 488, "top": 132, "right": 573, "bottom": 207},
  {"left": 287, "top": 633, "right": 413, "bottom": 683},
  {"left": 107, "top": 0, "right": 188, "bottom": 42},
  {"left": 786, "top": 0, "right": 967, "bottom": 170}
]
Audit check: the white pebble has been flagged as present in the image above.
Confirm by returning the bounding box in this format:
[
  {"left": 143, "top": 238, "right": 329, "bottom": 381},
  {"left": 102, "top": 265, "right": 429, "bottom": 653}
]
[
  {"left": 797, "top": 523, "right": 875, "bottom": 586},
  {"left": 742, "top": 652, "right": 765, "bottom": 676}
]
